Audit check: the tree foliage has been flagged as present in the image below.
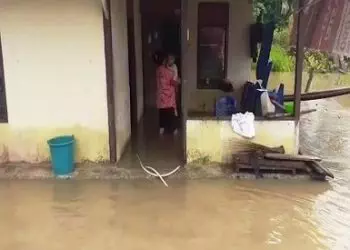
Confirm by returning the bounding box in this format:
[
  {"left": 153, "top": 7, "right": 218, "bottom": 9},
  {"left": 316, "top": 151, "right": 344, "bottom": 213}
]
[
  {"left": 253, "top": 0, "right": 296, "bottom": 29},
  {"left": 304, "top": 51, "right": 336, "bottom": 73},
  {"left": 253, "top": 0, "right": 341, "bottom": 92},
  {"left": 303, "top": 50, "right": 337, "bottom": 92}
]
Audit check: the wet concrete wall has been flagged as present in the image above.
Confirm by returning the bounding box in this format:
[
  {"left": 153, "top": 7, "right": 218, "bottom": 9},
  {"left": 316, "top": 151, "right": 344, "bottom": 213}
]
[
  {"left": 110, "top": 0, "right": 131, "bottom": 160},
  {"left": 186, "top": 119, "right": 299, "bottom": 164},
  {"left": 0, "top": 0, "right": 109, "bottom": 162}
]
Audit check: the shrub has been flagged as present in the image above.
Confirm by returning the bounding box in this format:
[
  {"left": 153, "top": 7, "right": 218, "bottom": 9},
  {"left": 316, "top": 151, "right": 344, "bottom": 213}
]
[
  {"left": 273, "top": 28, "right": 290, "bottom": 50},
  {"left": 270, "top": 45, "right": 294, "bottom": 72}
]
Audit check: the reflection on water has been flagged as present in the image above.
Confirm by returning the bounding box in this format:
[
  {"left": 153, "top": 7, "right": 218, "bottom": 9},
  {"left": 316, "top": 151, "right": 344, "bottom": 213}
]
[
  {"left": 0, "top": 90, "right": 350, "bottom": 249},
  {"left": 300, "top": 98, "right": 350, "bottom": 249},
  {"left": 257, "top": 72, "right": 350, "bottom": 108}
]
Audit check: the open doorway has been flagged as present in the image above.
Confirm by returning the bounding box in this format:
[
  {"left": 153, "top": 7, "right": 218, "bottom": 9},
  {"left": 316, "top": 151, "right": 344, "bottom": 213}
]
[
  {"left": 141, "top": 0, "right": 182, "bottom": 113},
  {"left": 126, "top": 0, "right": 138, "bottom": 135},
  {"left": 122, "top": 0, "right": 184, "bottom": 170}
]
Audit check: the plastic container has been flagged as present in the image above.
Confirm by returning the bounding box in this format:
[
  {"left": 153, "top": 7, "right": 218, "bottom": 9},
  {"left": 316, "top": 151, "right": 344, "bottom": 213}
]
[
  {"left": 215, "top": 96, "right": 237, "bottom": 117},
  {"left": 284, "top": 102, "right": 294, "bottom": 115},
  {"left": 48, "top": 135, "right": 75, "bottom": 176}
]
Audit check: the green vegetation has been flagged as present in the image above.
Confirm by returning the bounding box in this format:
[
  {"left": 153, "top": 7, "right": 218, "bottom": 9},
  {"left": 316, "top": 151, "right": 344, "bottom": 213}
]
[
  {"left": 253, "top": 0, "right": 295, "bottom": 30},
  {"left": 273, "top": 28, "right": 290, "bottom": 50},
  {"left": 270, "top": 45, "right": 294, "bottom": 72},
  {"left": 252, "top": 0, "right": 343, "bottom": 91},
  {"left": 303, "top": 50, "right": 336, "bottom": 92}
]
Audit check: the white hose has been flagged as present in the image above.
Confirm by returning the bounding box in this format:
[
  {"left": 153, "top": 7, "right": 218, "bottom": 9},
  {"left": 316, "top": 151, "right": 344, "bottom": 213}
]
[{"left": 136, "top": 154, "right": 182, "bottom": 187}]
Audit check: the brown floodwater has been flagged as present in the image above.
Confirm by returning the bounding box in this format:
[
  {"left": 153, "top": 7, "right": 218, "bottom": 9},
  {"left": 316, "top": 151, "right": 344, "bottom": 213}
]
[{"left": 0, "top": 75, "right": 349, "bottom": 250}]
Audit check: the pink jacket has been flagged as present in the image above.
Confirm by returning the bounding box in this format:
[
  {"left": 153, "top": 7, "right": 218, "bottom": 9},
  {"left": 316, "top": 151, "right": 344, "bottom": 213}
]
[{"left": 156, "top": 65, "right": 177, "bottom": 109}]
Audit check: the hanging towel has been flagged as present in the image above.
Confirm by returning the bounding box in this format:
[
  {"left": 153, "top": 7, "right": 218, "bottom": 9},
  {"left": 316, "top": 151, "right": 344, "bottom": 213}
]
[{"left": 231, "top": 112, "right": 255, "bottom": 139}]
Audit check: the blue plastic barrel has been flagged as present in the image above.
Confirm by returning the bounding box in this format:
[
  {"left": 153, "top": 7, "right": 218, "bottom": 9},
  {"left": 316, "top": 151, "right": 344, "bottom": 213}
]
[
  {"left": 215, "top": 96, "right": 237, "bottom": 117},
  {"left": 48, "top": 135, "right": 75, "bottom": 176}
]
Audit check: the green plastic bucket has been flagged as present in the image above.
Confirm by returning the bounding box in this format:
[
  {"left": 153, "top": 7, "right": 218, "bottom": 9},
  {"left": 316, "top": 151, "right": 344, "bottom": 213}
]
[{"left": 284, "top": 102, "right": 294, "bottom": 115}]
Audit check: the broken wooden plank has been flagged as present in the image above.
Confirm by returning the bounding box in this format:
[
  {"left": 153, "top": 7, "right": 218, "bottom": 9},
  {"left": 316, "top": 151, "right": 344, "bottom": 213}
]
[
  {"left": 264, "top": 153, "right": 322, "bottom": 162},
  {"left": 306, "top": 161, "right": 334, "bottom": 179}
]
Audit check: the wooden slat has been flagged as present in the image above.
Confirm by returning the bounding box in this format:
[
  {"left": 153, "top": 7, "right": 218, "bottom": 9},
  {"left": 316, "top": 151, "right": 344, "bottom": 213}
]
[
  {"left": 235, "top": 164, "right": 303, "bottom": 176},
  {"left": 235, "top": 163, "right": 303, "bottom": 171},
  {"left": 264, "top": 153, "right": 322, "bottom": 162},
  {"left": 234, "top": 154, "right": 308, "bottom": 169}
]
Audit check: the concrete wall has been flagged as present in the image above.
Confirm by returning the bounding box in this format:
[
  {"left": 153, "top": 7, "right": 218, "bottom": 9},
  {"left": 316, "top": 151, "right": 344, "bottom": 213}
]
[
  {"left": 184, "top": 0, "right": 252, "bottom": 113},
  {"left": 0, "top": 0, "right": 109, "bottom": 163},
  {"left": 110, "top": 0, "right": 131, "bottom": 160},
  {"left": 187, "top": 119, "right": 299, "bottom": 164}
]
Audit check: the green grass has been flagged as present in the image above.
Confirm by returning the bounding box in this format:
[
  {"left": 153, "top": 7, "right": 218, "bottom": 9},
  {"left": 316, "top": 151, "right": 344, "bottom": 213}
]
[
  {"left": 270, "top": 45, "right": 294, "bottom": 72},
  {"left": 251, "top": 45, "right": 294, "bottom": 72}
]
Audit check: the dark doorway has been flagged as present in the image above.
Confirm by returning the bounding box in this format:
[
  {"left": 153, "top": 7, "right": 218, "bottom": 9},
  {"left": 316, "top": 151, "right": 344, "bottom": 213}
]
[
  {"left": 127, "top": 0, "right": 138, "bottom": 135},
  {"left": 119, "top": 0, "right": 184, "bottom": 169},
  {"left": 140, "top": 0, "right": 182, "bottom": 111},
  {"left": 161, "top": 17, "right": 182, "bottom": 117},
  {"left": 127, "top": 18, "right": 138, "bottom": 134}
]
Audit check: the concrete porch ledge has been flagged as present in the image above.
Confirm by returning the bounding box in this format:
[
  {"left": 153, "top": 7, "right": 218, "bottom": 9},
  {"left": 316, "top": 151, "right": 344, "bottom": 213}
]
[{"left": 0, "top": 163, "right": 311, "bottom": 181}]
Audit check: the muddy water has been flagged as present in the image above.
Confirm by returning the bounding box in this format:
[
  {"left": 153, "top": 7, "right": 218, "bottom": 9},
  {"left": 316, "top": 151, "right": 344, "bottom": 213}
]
[
  {"left": 1, "top": 99, "right": 350, "bottom": 250},
  {"left": 0, "top": 77, "right": 350, "bottom": 249},
  {"left": 0, "top": 180, "right": 336, "bottom": 250}
]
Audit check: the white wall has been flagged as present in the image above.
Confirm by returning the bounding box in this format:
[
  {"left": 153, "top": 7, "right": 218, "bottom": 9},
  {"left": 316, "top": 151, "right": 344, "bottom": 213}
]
[
  {"left": 184, "top": 0, "right": 253, "bottom": 113},
  {"left": 0, "top": 0, "right": 108, "bottom": 129},
  {"left": 110, "top": 0, "right": 131, "bottom": 160},
  {"left": 0, "top": 0, "right": 110, "bottom": 162}
]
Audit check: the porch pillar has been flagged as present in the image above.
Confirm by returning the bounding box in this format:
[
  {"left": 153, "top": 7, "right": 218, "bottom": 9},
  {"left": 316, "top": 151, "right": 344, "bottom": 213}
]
[
  {"left": 293, "top": 0, "right": 305, "bottom": 121},
  {"left": 102, "top": 0, "right": 117, "bottom": 163}
]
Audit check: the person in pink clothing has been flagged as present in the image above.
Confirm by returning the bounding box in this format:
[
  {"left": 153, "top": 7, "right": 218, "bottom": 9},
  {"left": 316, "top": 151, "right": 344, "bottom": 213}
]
[{"left": 156, "top": 53, "right": 180, "bottom": 135}]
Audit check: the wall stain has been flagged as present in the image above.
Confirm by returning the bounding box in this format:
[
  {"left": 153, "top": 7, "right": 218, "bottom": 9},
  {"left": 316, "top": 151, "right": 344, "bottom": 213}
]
[{"left": 0, "top": 125, "right": 109, "bottom": 164}]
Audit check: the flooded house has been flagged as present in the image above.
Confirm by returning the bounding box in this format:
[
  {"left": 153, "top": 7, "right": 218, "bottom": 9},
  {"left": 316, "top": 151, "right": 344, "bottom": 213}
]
[{"left": 0, "top": 0, "right": 319, "bottom": 169}]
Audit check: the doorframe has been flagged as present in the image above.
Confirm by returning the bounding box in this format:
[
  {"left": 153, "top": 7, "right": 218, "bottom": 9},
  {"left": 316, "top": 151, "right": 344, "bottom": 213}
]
[
  {"left": 103, "top": 0, "right": 117, "bottom": 163},
  {"left": 0, "top": 33, "right": 8, "bottom": 123},
  {"left": 181, "top": 0, "right": 188, "bottom": 163}
]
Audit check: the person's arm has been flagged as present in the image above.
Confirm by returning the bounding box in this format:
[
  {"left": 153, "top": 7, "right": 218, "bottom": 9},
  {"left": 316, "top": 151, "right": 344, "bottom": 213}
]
[
  {"left": 171, "top": 78, "right": 180, "bottom": 86},
  {"left": 170, "top": 65, "right": 180, "bottom": 86},
  {"left": 173, "top": 64, "right": 180, "bottom": 82}
]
